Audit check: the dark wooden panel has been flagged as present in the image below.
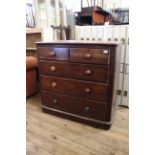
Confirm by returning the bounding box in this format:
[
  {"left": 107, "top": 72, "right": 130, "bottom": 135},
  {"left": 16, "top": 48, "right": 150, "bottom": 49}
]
[
  {"left": 39, "top": 60, "right": 109, "bottom": 83},
  {"left": 105, "top": 46, "right": 121, "bottom": 122},
  {"left": 42, "top": 90, "right": 106, "bottom": 121},
  {"left": 40, "top": 75, "right": 108, "bottom": 102},
  {"left": 38, "top": 47, "right": 69, "bottom": 61},
  {"left": 42, "top": 107, "right": 109, "bottom": 129},
  {"left": 70, "top": 63, "right": 109, "bottom": 83},
  {"left": 39, "top": 60, "right": 70, "bottom": 77},
  {"left": 70, "top": 48, "right": 110, "bottom": 65}
]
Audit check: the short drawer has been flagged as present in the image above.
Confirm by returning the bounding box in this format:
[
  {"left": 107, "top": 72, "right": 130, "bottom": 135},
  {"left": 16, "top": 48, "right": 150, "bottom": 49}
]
[
  {"left": 39, "top": 61, "right": 109, "bottom": 83},
  {"left": 39, "top": 60, "right": 70, "bottom": 77},
  {"left": 70, "top": 48, "right": 110, "bottom": 65},
  {"left": 41, "top": 75, "right": 108, "bottom": 102},
  {"left": 70, "top": 63, "right": 109, "bottom": 83},
  {"left": 42, "top": 90, "right": 106, "bottom": 121},
  {"left": 38, "top": 47, "right": 69, "bottom": 61}
]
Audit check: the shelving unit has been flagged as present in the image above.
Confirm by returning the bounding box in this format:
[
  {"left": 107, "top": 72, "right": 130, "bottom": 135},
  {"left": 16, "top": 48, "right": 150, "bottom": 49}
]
[{"left": 26, "top": 28, "right": 42, "bottom": 57}]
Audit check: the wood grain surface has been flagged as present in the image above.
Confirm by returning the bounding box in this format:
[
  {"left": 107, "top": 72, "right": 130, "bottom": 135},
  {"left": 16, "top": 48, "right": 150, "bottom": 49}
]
[{"left": 26, "top": 94, "right": 129, "bottom": 155}]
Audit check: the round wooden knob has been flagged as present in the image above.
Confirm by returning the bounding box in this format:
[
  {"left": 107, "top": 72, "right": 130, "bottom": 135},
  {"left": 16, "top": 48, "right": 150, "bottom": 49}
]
[
  {"left": 53, "top": 99, "right": 58, "bottom": 104},
  {"left": 108, "top": 38, "right": 111, "bottom": 41},
  {"left": 121, "top": 38, "right": 125, "bottom": 44},
  {"left": 85, "top": 88, "right": 91, "bottom": 93},
  {"left": 51, "top": 82, "right": 57, "bottom": 88},
  {"left": 50, "top": 51, "right": 56, "bottom": 57},
  {"left": 102, "top": 50, "right": 108, "bottom": 54},
  {"left": 85, "top": 70, "right": 92, "bottom": 75},
  {"left": 50, "top": 66, "right": 56, "bottom": 72},
  {"left": 114, "top": 38, "right": 118, "bottom": 41},
  {"left": 85, "top": 53, "right": 91, "bottom": 59},
  {"left": 84, "top": 106, "right": 91, "bottom": 112}
]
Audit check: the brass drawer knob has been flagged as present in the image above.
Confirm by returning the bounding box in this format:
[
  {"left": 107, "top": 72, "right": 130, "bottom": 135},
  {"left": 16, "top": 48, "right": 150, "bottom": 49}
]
[
  {"left": 50, "top": 66, "right": 56, "bottom": 72},
  {"left": 85, "top": 88, "right": 91, "bottom": 93},
  {"left": 84, "top": 53, "right": 91, "bottom": 59},
  {"left": 53, "top": 99, "right": 58, "bottom": 104},
  {"left": 84, "top": 106, "right": 91, "bottom": 112},
  {"left": 85, "top": 70, "right": 92, "bottom": 75},
  {"left": 49, "top": 51, "right": 56, "bottom": 57},
  {"left": 51, "top": 82, "right": 57, "bottom": 88}
]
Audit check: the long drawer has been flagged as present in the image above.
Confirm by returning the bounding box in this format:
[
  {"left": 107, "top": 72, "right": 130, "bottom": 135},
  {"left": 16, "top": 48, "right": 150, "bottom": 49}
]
[
  {"left": 38, "top": 47, "right": 69, "bottom": 61},
  {"left": 42, "top": 90, "right": 106, "bottom": 121},
  {"left": 40, "top": 75, "right": 108, "bottom": 102},
  {"left": 70, "top": 48, "right": 110, "bottom": 65},
  {"left": 39, "top": 60, "right": 109, "bottom": 83}
]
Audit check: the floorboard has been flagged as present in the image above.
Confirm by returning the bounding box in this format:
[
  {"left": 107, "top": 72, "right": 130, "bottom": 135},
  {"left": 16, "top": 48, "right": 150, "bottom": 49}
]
[{"left": 26, "top": 94, "right": 129, "bottom": 155}]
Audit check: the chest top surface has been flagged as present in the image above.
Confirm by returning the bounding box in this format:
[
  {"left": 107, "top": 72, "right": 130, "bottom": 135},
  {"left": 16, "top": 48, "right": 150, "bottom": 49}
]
[{"left": 36, "top": 40, "right": 118, "bottom": 46}]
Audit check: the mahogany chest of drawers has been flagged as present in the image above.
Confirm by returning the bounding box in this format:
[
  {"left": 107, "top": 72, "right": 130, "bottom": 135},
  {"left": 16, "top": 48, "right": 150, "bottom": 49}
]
[{"left": 36, "top": 41, "right": 120, "bottom": 130}]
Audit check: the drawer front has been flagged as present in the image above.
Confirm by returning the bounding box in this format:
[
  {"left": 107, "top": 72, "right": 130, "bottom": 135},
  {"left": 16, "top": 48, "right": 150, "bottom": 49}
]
[
  {"left": 42, "top": 90, "right": 106, "bottom": 121},
  {"left": 70, "top": 63, "right": 109, "bottom": 83},
  {"left": 38, "top": 47, "right": 69, "bottom": 61},
  {"left": 39, "top": 60, "right": 70, "bottom": 77},
  {"left": 39, "top": 61, "right": 109, "bottom": 83},
  {"left": 70, "top": 48, "right": 110, "bottom": 65},
  {"left": 41, "top": 76, "right": 108, "bottom": 101}
]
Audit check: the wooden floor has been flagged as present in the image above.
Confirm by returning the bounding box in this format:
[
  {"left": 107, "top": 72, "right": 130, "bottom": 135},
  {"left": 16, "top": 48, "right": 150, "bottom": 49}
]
[{"left": 26, "top": 94, "right": 129, "bottom": 155}]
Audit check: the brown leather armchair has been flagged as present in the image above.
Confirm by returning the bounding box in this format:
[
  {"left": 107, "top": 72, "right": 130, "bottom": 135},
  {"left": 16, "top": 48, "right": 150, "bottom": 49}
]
[{"left": 26, "top": 56, "right": 38, "bottom": 97}]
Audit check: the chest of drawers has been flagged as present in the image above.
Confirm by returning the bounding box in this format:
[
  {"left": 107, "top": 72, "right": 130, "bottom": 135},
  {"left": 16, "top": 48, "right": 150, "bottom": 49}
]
[{"left": 36, "top": 41, "right": 120, "bottom": 130}]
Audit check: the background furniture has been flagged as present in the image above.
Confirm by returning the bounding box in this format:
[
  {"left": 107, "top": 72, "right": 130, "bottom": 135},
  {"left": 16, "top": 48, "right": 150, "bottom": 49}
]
[
  {"left": 36, "top": 41, "right": 121, "bottom": 129},
  {"left": 74, "top": 0, "right": 129, "bottom": 25},
  {"left": 26, "top": 56, "right": 38, "bottom": 97},
  {"left": 75, "top": 6, "right": 112, "bottom": 25},
  {"left": 26, "top": 28, "right": 42, "bottom": 57}
]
